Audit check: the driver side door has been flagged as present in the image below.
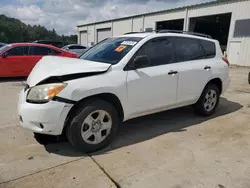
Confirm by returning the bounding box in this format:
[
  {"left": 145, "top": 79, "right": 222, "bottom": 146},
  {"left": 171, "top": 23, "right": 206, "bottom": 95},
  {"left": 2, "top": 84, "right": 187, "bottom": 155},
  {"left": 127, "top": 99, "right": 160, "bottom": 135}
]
[{"left": 125, "top": 37, "right": 179, "bottom": 118}]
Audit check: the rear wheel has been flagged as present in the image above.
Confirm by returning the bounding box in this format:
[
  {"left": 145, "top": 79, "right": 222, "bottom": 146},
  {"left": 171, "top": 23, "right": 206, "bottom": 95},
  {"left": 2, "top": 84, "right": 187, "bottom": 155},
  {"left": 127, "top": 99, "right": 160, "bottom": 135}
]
[
  {"left": 66, "top": 99, "right": 119, "bottom": 153},
  {"left": 194, "top": 84, "right": 220, "bottom": 116}
]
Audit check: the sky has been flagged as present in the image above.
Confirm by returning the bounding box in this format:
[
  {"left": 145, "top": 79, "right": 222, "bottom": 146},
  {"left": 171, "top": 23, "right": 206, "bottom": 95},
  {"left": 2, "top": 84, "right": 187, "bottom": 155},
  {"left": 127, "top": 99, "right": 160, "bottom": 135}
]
[{"left": 0, "top": 0, "right": 213, "bottom": 35}]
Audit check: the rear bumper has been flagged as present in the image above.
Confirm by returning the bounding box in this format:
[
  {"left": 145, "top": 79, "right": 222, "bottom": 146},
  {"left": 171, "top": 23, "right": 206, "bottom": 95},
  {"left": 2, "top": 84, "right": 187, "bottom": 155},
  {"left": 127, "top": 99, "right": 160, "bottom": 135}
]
[{"left": 18, "top": 89, "right": 73, "bottom": 135}]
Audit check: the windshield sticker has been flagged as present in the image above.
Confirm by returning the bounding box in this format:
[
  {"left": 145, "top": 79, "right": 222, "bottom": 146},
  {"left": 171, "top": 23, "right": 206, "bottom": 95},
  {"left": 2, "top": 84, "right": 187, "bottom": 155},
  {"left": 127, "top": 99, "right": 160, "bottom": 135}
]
[
  {"left": 121, "top": 41, "right": 137, "bottom": 46},
  {"left": 115, "top": 45, "right": 127, "bottom": 52}
]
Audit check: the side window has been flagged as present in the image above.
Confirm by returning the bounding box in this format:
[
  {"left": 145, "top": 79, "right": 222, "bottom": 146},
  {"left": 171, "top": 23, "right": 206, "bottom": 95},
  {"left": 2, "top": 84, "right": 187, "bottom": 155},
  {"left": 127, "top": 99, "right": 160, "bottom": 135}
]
[
  {"left": 133, "top": 37, "right": 175, "bottom": 67},
  {"left": 29, "top": 46, "right": 52, "bottom": 55},
  {"left": 173, "top": 37, "right": 205, "bottom": 62},
  {"left": 200, "top": 40, "right": 216, "bottom": 58},
  {"left": 69, "top": 46, "right": 86, "bottom": 49},
  {"left": 50, "top": 49, "right": 62, "bottom": 55},
  {"left": 7, "top": 46, "right": 29, "bottom": 56}
]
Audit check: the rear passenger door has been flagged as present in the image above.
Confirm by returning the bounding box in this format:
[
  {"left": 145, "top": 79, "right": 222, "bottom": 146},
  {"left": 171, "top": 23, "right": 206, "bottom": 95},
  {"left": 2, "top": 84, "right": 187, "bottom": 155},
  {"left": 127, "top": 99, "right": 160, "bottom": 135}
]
[
  {"left": 172, "top": 37, "right": 215, "bottom": 104},
  {"left": 28, "top": 46, "right": 54, "bottom": 73}
]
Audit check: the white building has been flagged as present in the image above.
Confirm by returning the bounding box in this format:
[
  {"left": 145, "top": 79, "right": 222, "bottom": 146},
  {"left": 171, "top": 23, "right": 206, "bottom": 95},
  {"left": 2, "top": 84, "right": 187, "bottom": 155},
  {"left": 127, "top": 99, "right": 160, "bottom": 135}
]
[{"left": 77, "top": 0, "right": 250, "bottom": 66}]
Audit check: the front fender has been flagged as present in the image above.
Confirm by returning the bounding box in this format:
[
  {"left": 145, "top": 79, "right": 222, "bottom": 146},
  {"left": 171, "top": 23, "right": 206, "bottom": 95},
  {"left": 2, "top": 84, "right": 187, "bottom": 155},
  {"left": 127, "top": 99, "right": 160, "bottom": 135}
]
[{"left": 70, "top": 87, "right": 122, "bottom": 102}]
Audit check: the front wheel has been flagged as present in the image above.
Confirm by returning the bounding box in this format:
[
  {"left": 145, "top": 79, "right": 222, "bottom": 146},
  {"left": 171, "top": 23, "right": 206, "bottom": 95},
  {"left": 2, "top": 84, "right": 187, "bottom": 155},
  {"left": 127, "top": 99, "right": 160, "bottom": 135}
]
[
  {"left": 66, "top": 99, "right": 119, "bottom": 153},
  {"left": 194, "top": 84, "right": 220, "bottom": 116}
]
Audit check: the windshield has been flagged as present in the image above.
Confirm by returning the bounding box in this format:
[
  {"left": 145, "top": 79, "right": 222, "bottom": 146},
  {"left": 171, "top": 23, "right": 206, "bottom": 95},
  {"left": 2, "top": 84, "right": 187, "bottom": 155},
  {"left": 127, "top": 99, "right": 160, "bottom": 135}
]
[
  {"left": 0, "top": 45, "right": 9, "bottom": 54},
  {"left": 80, "top": 37, "right": 142, "bottom": 64}
]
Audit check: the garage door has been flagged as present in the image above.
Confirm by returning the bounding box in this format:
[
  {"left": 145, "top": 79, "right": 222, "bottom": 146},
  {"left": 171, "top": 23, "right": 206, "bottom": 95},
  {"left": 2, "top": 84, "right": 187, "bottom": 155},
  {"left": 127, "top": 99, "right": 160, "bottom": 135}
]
[
  {"left": 80, "top": 31, "right": 87, "bottom": 47},
  {"left": 97, "top": 28, "right": 111, "bottom": 43}
]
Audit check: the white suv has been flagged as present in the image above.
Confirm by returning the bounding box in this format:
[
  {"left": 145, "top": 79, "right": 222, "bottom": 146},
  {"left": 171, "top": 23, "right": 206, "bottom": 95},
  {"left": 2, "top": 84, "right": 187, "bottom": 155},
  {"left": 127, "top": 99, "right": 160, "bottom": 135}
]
[{"left": 18, "top": 31, "right": 230, "bottom": 152}]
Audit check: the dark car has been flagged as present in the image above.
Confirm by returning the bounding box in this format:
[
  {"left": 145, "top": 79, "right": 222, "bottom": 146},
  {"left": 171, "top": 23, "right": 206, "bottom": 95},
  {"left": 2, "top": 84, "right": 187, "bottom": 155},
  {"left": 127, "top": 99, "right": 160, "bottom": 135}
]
[{"left": 32, "top": 40, "right": 65, "bottom": 48}]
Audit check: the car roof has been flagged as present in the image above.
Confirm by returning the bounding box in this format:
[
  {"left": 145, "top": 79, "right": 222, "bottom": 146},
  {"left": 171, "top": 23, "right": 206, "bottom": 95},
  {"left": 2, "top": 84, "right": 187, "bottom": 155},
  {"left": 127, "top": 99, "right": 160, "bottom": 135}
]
[
  {"left": 33, "top": 40, "right": 63, "bottom": 43},
  {"left": 66, "top": 44, "right": 83, "bottom": 47},
  {"left": 10, "top": 43, "right": 62, "bottom": 48}
]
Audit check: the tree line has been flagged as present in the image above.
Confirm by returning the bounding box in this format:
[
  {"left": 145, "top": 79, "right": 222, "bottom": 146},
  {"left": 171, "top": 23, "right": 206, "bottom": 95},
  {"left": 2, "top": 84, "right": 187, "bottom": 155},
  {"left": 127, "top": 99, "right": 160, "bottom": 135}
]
[{"left": 0, "top": 14, "right": 77, "bottom": 44}]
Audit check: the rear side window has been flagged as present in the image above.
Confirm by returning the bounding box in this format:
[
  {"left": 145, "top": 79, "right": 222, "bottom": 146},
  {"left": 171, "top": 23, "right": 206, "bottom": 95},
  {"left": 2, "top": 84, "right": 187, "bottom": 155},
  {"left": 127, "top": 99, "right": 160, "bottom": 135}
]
[
  {"left": 173, "top": 37, "right": 205, "bottom": 62},
  {"left": 7, "top": 46, "right": 29, "bottom": 56},
  {"left": 29, "top": 46, "right": 52, "bottom": 55},
  {"left": 200, "top": 40, "right": 216, "bottom": 58}
]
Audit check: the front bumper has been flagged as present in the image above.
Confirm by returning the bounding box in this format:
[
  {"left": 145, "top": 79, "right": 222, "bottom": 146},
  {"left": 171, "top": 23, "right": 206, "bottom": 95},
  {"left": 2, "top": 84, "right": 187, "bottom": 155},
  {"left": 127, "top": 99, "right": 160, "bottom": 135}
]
[{"left": 18, "top": 89, "right": 73, "bottom": 135}]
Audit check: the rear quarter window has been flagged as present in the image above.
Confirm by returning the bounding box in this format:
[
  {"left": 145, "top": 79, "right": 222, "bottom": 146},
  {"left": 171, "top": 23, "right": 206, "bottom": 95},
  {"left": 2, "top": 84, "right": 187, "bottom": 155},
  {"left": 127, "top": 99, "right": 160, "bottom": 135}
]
[{"left": 200, "top": 40, "right": 216, "bottom": 58}]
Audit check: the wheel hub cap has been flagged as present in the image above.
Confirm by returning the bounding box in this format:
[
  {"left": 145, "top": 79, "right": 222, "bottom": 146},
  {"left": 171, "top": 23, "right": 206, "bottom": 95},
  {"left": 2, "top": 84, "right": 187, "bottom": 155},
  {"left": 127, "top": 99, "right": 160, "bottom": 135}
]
[
  {"left": 207, "top": 97, "right": 213, "bottom": 104},
  {"left": 81, "top": 110, "right": 112, "bottom": 145},
  {"left": 204, "top": 89, "right": 217, "bottom": 112},
  {"left": 92, "top": 120, "right": 102, "bottom": 132}
]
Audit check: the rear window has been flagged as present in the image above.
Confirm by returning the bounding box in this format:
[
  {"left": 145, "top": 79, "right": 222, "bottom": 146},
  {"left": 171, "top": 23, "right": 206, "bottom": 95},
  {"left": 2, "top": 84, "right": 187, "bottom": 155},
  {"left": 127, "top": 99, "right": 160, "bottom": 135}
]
[{"left": 200, "top": 40, "right": 216, "bottom": 58}]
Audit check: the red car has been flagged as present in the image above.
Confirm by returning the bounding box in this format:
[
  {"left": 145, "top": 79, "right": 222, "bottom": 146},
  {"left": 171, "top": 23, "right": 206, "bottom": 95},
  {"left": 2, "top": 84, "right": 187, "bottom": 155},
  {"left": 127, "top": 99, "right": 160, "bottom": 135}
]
[{"left": 0, "top": 43, "right": 77, "bottom": 77}]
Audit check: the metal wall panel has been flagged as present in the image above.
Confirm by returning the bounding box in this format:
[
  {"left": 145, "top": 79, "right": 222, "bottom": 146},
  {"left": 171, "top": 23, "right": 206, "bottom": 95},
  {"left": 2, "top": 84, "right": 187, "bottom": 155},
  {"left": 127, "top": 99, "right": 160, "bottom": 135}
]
[
  {"left": 132, "top": 17, "right": 143, "bottom": 32},
  {"left": 113, "top": 19, "right": 132, "bottom": 36},
  {"left": 80, "top": 31, "right": 87, "bottom": 47},
  {"left": 87, "top": 25, "right": 94, "bottom": 47},
  {"left": 144, "top": 11, "right": 186, "bottom": 30}
]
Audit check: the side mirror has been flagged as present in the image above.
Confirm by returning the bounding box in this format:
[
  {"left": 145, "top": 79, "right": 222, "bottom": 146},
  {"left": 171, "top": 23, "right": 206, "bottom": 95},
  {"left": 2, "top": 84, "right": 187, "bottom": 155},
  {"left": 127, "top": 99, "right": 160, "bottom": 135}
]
[
  {"left": 132, "top": 55, "right": 150, "bottom": 69},
  {"left": 2, "top": 52, "right": 7, "bottom": 58}
]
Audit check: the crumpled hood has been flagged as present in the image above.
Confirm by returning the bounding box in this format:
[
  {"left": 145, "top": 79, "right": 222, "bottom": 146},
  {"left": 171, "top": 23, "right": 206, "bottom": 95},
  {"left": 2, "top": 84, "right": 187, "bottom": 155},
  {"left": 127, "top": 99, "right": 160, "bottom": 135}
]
[{"left": 27, "top": 56, "right": 111, "bottom": 87}]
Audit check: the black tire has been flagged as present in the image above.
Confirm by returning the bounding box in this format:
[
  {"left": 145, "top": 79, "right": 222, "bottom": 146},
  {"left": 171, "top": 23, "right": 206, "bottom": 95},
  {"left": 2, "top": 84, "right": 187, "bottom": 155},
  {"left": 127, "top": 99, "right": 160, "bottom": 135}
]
[
  {"left": 66, "top": 99, "right": 119, "bottom": 153},
  {"left": 34, "top": 133, "right": 60, "bottom": 145},
  {"left": 194, "top": 84, "right": 220, "bottom": 116}
]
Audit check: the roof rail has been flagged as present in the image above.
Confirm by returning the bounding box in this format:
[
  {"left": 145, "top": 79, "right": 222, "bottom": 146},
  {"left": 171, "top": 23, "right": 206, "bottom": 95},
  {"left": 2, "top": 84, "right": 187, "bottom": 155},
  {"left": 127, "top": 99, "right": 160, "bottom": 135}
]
[
  {"left": 124, "top": 32, "right": 143, "bottom": 35},
  {"left": 157, "top": 30, "right": 212, "bottom": 38},
  {"left": 124, "top": 30, "right": 212, "bottom": 39}
]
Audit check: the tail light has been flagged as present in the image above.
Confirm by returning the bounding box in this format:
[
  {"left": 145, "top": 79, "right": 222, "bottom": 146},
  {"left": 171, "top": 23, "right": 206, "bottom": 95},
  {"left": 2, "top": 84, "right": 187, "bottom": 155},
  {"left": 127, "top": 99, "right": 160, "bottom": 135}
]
[{"left": 222, "top": 57, "right": 229, "bottom": 66}]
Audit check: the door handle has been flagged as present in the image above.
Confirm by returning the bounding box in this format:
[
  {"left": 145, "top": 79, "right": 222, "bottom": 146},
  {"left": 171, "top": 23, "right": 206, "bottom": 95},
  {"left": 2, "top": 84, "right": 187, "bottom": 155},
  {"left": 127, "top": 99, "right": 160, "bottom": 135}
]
[
  {"left": 168, "top": 70, "right": 178, "bottom": 75},
  {"left": 204, "top": 66, "right": 211, "bottom": 70}
]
